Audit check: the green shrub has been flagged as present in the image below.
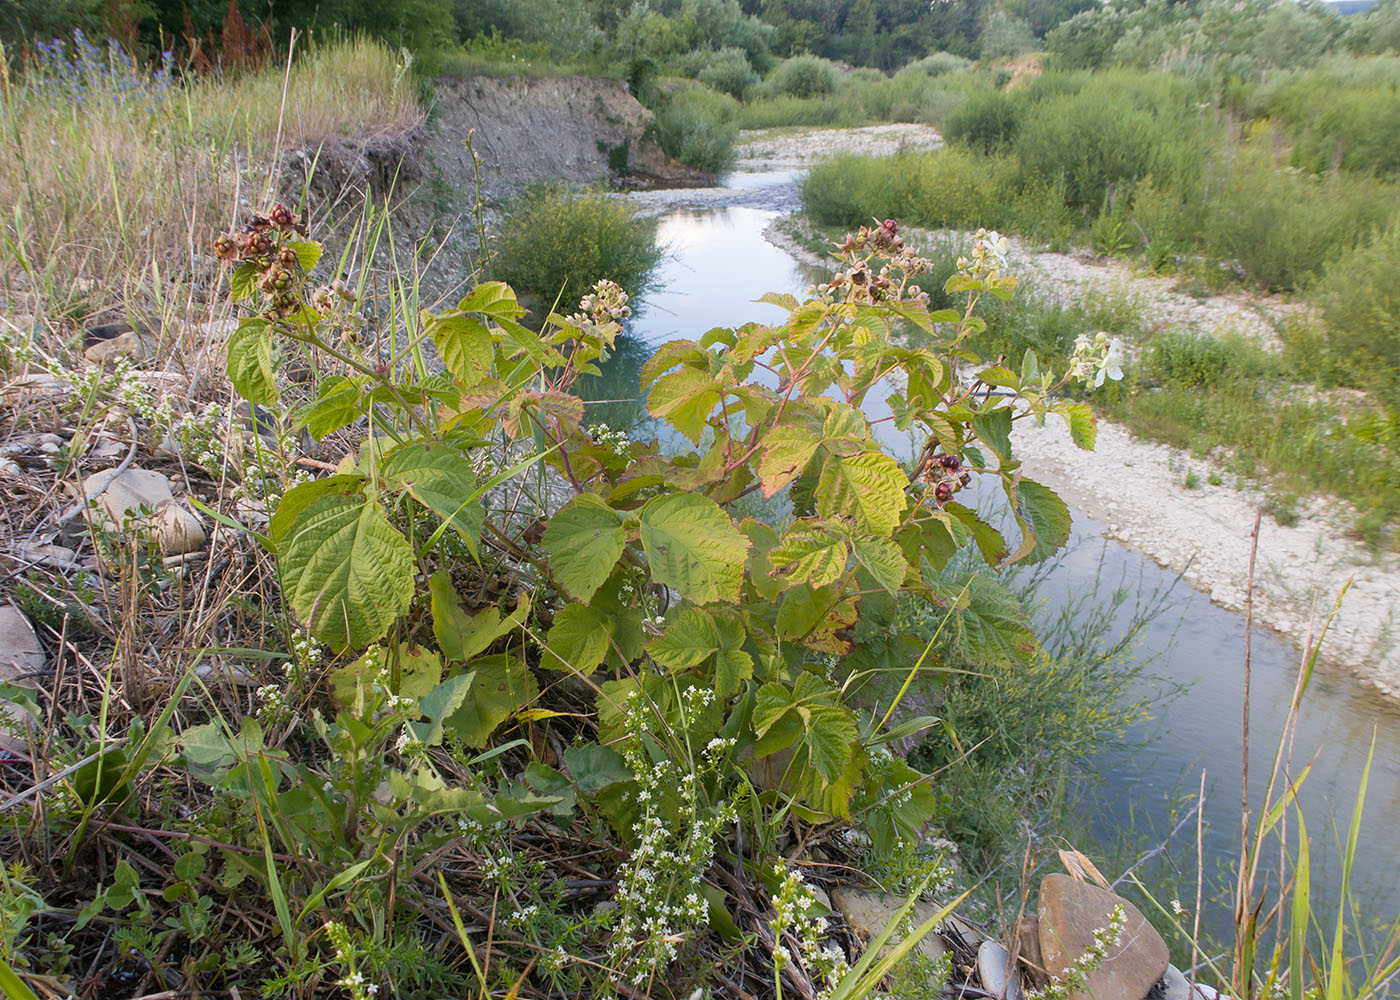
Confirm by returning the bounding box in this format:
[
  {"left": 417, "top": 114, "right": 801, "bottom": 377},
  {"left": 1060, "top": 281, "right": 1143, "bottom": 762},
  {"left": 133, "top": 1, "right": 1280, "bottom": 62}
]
[
  {"left": 1146, "top": 331, "right": 1232, "bottom": 389},
  {"left": 654, "top": 86, "right": 739, "bottom": 174},
  {"left": 689, "top": 46, "right": 760, "bottom": 99},
  {"left": 1310, "top": 223, "right": 1400, "bottom": 404},
  {"left": 1013, "top": 90, "right": 1162, "bottom": 209},
  {"left": 1198, "top": 141, "right": 1396, "bottom": 291},
  {"left": 943, "top": 88, "right": 1024, "bottom": 154},
  {"left": 766, "top": 53, "right": 841, "bottom": 97},
  {"left": 490, "top": 184, "right": 661, "bottom": 304},
  {"left": 980, "top": 11, "right": 1036, "bottom": 58},
  {"left": 905, "top": 51, "right": 975, "bottom": 76}
]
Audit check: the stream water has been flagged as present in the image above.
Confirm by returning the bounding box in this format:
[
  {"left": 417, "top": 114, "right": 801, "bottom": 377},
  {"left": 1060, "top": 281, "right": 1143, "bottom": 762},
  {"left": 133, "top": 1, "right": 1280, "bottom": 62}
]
[{"left": 594, "top": 168, "right": 1400, "bottom": 957}]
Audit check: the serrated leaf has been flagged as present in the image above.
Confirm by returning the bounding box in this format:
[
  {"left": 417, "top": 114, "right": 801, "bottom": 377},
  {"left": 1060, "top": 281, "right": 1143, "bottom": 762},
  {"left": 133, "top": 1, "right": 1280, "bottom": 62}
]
[
  {"left": 299, "top": 376, "right": 363, "bottom": 440},
  {"left": 381, "top": 443, "right": 483, "bottom": 550},
  {"left": 639, "top": 494, "right": 749, "bottom": 605},
  {"left": 971, "top": 407, "right": 1013, "bottom": 462},
  {"left": 542, "top": 494, "right": 626, "bottom": 602},
  {"left": 230, "top": 262, "right": 259, "bottom": 301},
  {"left": 444, "top": 654, "right": 538, "bottom": 748},
  {"left": 805, "top": 704, "right": 857, "bottom": 783},
  {"left": 1059, "top": 402, "right": 1098, "bottom": 450},
  {"left": 757, "top": 407, "right": 825, "bottom": 496},
  {"left": 1021, "top": 348, "right": 1040, "bottom": 383},
  {"left": 429, "top": 314, "right": 494, "bottom": 386},
  {"left": 752, "top": 682, "right": 795, "bottom": 739},
  {"left": 944, "top": 502, "right": 1008, "bottom": 566},
  {"left": 940, "top": 573, "right": 1036, "bottom": 669},
  {"left": 645, "top": 606, "right": 719, "bottom": 670},
  {"left": 459, "top": 280, "right": 526, "bottom": 320},
  {"left": 979, "top": 366, "right": 1020, "bottom": 389},
  {"left": 815, "top": 451, "right": 906, "bottom": 535},
  {"left": 270, "top": 475, "right": 366, "bottom": 545},
  {"left": 852, "top": 536, "right": 907, "bottom": 596},
  {"left": 542, "top": 602, "right": 611, "bottom": 673},
  {"left": 277, "top": 494, "right": 415, "bottom": 650},
  {"left": 505, "top": 390, "right": 584, "bottom": 439},
  {"left": 226, "top": 320, "right": 277, "bottom": 406},
  {"left": 646, "top": 367, "right": 721, "bottom": 445},
  {"left": 287, "top": 240, "right": 322, "bottom": 272},
  {"left": 1012, "top": 478, "right": 1072, "bottom": 564},
  {"left": 769, "top": 527, "right": 849, "bottom": 588},
  {"left": 756, "top": 291, "right": 799, "bottom": 310}
]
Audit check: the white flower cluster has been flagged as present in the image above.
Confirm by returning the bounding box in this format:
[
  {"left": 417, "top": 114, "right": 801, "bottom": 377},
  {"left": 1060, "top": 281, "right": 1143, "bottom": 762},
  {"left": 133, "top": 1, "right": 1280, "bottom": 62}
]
[
  {"left": 323, "top": 920, "right": 379, "bottom": 1000},
  {"left": 587, "top": 423, "right": 632, "bottom": 458},
  {"left": 768, "top": 863, "right": 850, "bottom": 994},
  {"left": 1069, "top": 332, "right": 1126, "bottom": 388},
  {"left": 1028, "top": 904, "right": 1125, "bottom": 1000},
  {"left": 958, "top": 229, "right": 1012, "bottom": 281},
  {"left": 574, "top": 279, "right": 631, "bottom": 324},
  {"left": 169, "top": 402, "right": 226, "bottom": 472},
  {"left": 607, "top": 688, "right": 737, "bottom": 987}
]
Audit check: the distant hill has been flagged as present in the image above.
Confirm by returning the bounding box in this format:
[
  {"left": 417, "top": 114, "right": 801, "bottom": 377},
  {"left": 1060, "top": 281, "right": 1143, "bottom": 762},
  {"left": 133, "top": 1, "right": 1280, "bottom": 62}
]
[{"left": 1326, "top": 0, "right": 1379, "bottom": 14}]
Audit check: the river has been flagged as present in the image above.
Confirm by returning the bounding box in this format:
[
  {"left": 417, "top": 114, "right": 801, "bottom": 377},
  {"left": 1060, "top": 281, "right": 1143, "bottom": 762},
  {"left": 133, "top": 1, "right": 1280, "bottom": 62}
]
[{"left": 594, "top": 166, "right": 1400, "bottom": 961}]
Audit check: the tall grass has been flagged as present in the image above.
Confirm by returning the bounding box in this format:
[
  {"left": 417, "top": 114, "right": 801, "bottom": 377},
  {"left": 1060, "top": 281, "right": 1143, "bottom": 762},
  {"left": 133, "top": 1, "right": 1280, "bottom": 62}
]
[{"left": 0, "top": 35, "right": 421, "bottom": 319}]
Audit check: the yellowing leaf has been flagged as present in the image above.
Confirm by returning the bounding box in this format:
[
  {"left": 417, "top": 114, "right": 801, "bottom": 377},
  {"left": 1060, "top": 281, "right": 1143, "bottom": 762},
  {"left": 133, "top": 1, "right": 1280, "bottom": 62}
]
[
  {"left": 815, "top": 451, "right": 907, "bottom": 535},
  {"left": 769, "top": 527, "right": 849, "bottom": 588},
  {"left": 639, "top": 494, "right": 749, "bottom": 605},
  {"left": 646, "top": 367, "right": 722, "bottom": 444},
  {"left": 428, "top": 314, "right": 494, "bottom": 386}
]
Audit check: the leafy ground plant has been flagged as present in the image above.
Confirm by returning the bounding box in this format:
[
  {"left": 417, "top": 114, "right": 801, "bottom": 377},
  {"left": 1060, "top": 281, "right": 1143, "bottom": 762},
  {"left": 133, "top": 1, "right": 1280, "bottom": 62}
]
[{"left": 0, "top": 213, "right": 1122, "bottom": 997}]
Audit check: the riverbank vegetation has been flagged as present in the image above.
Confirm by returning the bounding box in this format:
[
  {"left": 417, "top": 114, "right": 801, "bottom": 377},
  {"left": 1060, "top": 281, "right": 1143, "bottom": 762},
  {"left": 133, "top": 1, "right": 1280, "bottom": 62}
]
[{"left": 2, "top": 3, "right": 1400, "bottom": 998}]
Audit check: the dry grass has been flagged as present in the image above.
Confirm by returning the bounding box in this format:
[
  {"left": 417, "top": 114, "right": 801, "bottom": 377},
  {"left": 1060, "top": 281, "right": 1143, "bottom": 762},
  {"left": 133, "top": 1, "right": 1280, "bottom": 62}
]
[{"left": 0, "top": 36, "right": 422, "bottom": 335}]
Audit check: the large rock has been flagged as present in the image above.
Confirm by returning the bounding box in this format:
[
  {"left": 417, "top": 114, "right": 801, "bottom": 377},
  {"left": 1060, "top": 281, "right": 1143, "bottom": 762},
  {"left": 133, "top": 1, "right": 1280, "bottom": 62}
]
[
  {"left": 830, "top": 887, "right": 949, "bottom": 962},
  {"left": 1037, "top": 874, "right": 1168, "bottom": 1000},
  {"left": 82, "top": 467, "right": 205, "bottom": 556},
  {"left": 0, "top": 604, "right": 45, "bottom": 752}
]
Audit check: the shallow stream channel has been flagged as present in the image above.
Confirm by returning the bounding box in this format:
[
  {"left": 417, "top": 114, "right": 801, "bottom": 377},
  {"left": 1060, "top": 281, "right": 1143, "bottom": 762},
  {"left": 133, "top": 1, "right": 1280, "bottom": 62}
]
[{"left": 589, "top": 165, "right": 1400, "bottom": 954}]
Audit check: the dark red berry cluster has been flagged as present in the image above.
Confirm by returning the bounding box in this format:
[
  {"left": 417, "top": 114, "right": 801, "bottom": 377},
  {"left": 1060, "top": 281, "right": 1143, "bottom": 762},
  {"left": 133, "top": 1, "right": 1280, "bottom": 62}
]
[
  {"left": 917, "top": 448, "right": 970, "bottom": 507},
  {"left": 214, "top": 204, "right": 312, "bottom": 319}
]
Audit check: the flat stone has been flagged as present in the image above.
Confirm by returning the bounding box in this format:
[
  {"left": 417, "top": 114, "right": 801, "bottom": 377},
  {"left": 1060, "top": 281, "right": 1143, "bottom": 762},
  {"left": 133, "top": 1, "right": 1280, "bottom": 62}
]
[
  {"left": 16, "top": 544, "right": 79, "bottom": 569},
  {"left": 0, "top": 604, "right": 45, "bottom": 753},
  {"left": 978, "top": 939, "right": 1024, "bottom": 1000},
  {"left": 830, "top": 887, "right": 948, "bottom": 962},
  {"left": 1160, "top": 965, "right": 1228, "bottom": 1000},
  {"left": 84, "top": 328, "right": 154, "bottom": 364},
  {"left": 84, "top": 467, "right": 174, "bottom": 524},
  {"left": 1037, "top": 874, "right": 1168, "bottom": 1000},
  {"left": 0, "top": 604, "right": 44, "bottom": 679},
  {"left": 156, "top": 503, "right": 206, "bottom": 555}
]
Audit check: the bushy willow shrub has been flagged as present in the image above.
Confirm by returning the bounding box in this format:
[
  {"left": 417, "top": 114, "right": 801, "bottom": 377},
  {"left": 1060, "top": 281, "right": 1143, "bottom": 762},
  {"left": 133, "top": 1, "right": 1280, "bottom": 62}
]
[{"left": 489, "top": 185, "right": 662, "bottom": 304}]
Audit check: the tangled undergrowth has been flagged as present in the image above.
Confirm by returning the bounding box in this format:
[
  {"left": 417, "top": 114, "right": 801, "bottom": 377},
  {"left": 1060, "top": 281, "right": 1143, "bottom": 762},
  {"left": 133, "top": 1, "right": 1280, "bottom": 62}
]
[{"left": 0, "top": 211, "right": 1128, "bottom": 998}]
